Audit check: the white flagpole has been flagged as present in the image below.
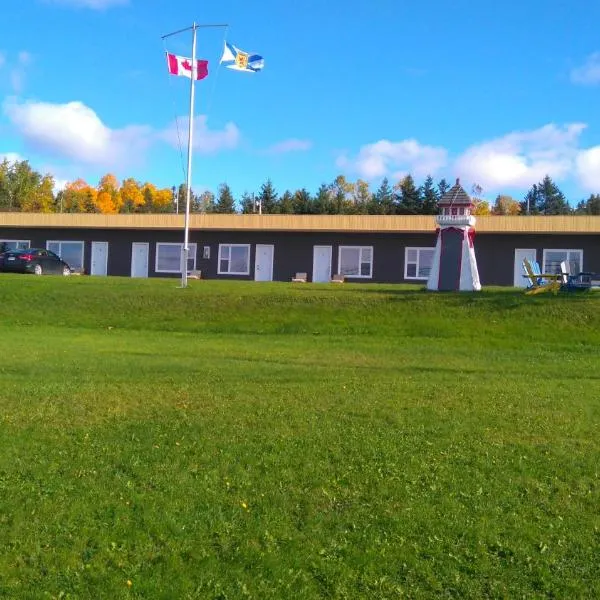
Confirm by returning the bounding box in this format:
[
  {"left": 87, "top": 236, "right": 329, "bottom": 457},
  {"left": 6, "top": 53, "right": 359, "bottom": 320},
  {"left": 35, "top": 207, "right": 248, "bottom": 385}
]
[
  {"left": 162, "top": 22, "right": 227, "bottom": 287},
  {"left": 181, "top": 23, "right": 197, "bottom": 288}
]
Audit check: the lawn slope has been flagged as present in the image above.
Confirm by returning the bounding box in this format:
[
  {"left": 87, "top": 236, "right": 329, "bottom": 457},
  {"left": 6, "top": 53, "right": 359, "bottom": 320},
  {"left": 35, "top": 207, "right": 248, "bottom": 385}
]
[{"left": 0, "top": 276, "right": 599, "bottom": 599}]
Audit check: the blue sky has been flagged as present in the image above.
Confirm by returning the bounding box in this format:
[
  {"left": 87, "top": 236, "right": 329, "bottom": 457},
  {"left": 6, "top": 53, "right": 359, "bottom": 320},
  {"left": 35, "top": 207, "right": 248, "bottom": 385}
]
[{"left": 2, "top": 0, "right": 600, "bottom": 205}]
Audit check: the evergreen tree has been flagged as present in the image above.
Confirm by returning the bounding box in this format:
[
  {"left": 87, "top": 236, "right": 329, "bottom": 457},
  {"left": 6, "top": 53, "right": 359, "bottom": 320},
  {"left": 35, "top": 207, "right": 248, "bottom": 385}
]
[
  {"left": 540, "top": 176, "right": 570, "bottom": 214},
  {"left": 279, "top": 190, "right": 294, "bottom": 214},
  {"left": 521, "top": 183, "right": 542, "bottom": 215},
  {"left": 215, "top": 183, "right": 236, "bottom": 213},
  {"left": 257, "top": 179, "right": 279, "bottom": 214},
  {"left": 574, "top": 194, "right": 600, "bottom": 215},
  {"left": 313, "top": 183, "right": 333, "bottom": 214},
  {"left": 395, "top": 174, "right": 422, "bottom": 214},
  {"left": 292, "top": 188, "right": 313, "bottom": 214},
  {"left": 521, "top": 176, "right": 570, "bottom": 215},
  {"left": 437, "top": 178, "right": 450, "bottom": 198},
  {"left": 369, "top": 177, "right": 394, "bottom": 214},
  {"left": 420, "top": 175, "right": 439, "bottom": 215},
  {"left": 239, "top": 192, "right": 256, "bottom": 214}
]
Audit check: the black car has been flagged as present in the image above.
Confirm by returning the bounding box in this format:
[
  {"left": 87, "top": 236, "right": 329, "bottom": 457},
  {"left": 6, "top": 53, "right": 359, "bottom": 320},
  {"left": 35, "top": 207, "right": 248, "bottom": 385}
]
[{"left": 0, "top": 248, "right": 72, "bottom": 276}]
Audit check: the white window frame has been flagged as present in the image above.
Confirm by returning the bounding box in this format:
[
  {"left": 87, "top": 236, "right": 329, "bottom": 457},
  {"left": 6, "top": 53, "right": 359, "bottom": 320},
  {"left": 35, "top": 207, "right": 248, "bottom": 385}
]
[
  {"left": 542, "top": 249, "right": 583, "bottom": 275},
  {"left": 155, "top": 242, "right": 197, "bottom": 274},
  {"left": 404, "top": 247, "right": 435, "bottom": 280},
  {"left": 218, "top": 244, "right": 251, "bottom": 275},
  {"left": 46, "top": 240, "right": 84, "bottom": 272},
  {"left": 0, "top": 239, "right": 30, "bottom": 251},
  {"left": 338, "top": 246, "right": 373, "bottom": 279}
]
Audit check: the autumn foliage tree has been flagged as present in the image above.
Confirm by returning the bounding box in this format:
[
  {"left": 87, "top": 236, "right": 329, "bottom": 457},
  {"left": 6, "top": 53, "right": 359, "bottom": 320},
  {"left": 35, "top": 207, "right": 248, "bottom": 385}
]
[
  {"left": 62, "top": 179, "right": 98, "bottom": 213},
  {"left": 3, "top": 156, "right": 595, "bottom": 216},
  {"left": 96, "top": 174, "right": 122, "bottom": 214},
  {"left": 120, "top": 178, "right": 145, "bottom": 213}
]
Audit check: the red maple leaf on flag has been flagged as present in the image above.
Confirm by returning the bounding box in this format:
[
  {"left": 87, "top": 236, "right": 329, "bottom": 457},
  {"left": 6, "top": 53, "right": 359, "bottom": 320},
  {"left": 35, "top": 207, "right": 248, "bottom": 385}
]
[{"left": 181, "top": 60, "right": 192, "bottom": 71}]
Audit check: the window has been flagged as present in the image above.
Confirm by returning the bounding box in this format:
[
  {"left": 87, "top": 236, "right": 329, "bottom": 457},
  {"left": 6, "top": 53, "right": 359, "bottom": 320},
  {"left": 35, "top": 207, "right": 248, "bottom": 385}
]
[
  {"left": 543, "top": 249, "right": 583, "bottom": 275},
  {"left": 0, "top": 239, "right": 29, "bottom": 251},
  {"left": 338, "top": 246, "right": 373, "bottom": 278},
  {"left": 47, "top": 241, "right": 84, "bottom": 272},
  {"left": 155, "top": 243, "right": 197, "bottom": 273},
  {"left": 218, "top": 244, "right": 250, "bottom": 275},
  {"left": 405, "top": 247, "right": 435, "bottom": 280}
]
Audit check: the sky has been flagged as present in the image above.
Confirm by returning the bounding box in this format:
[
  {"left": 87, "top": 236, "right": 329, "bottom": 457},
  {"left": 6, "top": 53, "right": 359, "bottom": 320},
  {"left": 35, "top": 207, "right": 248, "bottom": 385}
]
[{"left": 2, "top": 0, "right": 600, "bottom": 205}]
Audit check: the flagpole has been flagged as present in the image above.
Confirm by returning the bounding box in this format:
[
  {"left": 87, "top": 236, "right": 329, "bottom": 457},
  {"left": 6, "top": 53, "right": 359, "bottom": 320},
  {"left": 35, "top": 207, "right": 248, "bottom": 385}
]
[
  {"left": 181, "top": 23, "right": 198, "bottom": 289},
  {"left": 161, "top": 22, "right": 228, "bottom": 288}
]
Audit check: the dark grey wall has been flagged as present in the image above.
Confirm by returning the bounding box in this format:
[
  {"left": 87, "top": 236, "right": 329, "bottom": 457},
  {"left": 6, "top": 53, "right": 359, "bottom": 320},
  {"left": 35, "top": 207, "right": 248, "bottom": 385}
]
[
  {"left": 1, "top": 225, "right": 598, "bottom": 286},
  {"left": 475, "top": 234, "right": 600, "bottom": 285}
]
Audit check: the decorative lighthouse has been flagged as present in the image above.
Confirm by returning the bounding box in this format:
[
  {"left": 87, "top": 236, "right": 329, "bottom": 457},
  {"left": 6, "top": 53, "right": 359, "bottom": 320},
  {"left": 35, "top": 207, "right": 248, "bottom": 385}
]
[{"left": 426, "top": 179, "right": 481, "bottom": 292}]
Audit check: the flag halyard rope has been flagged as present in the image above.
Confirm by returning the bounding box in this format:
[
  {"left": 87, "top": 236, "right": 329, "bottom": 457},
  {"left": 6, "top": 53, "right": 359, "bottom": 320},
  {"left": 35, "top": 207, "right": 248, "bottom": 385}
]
[{"left": 162, "top": 37, "right": 188, "bottom": 187}]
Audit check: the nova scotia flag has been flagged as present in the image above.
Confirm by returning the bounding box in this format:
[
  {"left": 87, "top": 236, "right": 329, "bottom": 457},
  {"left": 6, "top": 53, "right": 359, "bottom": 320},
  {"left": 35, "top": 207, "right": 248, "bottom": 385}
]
[{"left": 220, "top": 41, "right": 264, "bottom": 73}]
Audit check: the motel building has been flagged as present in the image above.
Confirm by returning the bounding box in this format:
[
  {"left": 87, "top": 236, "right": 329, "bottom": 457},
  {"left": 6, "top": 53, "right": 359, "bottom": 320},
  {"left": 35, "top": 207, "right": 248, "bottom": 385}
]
[{"left": 1, "top": 208, "right": 599, "bottom": 287}]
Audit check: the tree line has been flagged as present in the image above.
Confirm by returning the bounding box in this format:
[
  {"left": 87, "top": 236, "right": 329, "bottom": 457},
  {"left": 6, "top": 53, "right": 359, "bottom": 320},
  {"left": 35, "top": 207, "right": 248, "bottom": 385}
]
[{"left": 1, "top": 158, "right": 599, "bottom": 216}]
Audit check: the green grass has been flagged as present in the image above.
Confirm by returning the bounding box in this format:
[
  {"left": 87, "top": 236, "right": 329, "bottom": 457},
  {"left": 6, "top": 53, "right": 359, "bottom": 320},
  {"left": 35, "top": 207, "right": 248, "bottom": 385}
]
[{"left": 0, "top": 275, "right": 599, "bottom": 599}]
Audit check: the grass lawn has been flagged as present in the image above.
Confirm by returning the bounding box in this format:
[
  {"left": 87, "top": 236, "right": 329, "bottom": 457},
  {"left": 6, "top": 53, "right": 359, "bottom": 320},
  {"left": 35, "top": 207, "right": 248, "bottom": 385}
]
[{"left": 0, "top": 275, "right": 599, "bottom": 599}]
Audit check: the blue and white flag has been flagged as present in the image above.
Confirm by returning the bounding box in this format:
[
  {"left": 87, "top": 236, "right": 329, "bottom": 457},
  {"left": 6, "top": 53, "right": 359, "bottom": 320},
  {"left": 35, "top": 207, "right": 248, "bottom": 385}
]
[{"left": 220, "top": 42, "right": 264, "bottom": 73}]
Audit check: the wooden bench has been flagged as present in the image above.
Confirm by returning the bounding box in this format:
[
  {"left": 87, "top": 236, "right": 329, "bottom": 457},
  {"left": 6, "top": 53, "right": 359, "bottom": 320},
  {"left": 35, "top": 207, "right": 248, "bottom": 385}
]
[
  {"left": 331, "top": 274, "right": 345, "bottom": 283},
  {"left": 291, "top": 272, "right": 307, "bottom": 282}
]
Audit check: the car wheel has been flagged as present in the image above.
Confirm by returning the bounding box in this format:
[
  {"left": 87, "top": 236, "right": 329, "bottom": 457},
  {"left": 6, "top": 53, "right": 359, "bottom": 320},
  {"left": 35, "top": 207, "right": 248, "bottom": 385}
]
[
  {"left": 62, "top": 266, "right": 71, "bottom": 276},
  {"left": 34, "top": 264, "right": 43, "bottom": 276}
]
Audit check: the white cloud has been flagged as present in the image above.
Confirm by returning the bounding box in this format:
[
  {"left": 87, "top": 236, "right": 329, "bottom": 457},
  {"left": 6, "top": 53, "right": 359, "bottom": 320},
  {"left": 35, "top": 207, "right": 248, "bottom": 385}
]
[
  {"left": 44, "top": 0, "right": 128, "bottom": 9},
  {"left": 571, "top": 52, "right": 600, "bottom": 85},
  {"left": 266, "top": 138, "right": 312, "bottom": 154},
  {"left": 3, "top": 98, "right": 152, "bottom": 167},
  {"left": 576, "top": 146, "right": 600, "bottom": 191},
  {"left": 454, "top": 123, "right": 586, "bottom": 191},
  {"left": 52, "top": 178, "right": 69, "bottom": 194},
  {"left": 160, "top": 115, "right": 240, "bottom": 154},
  {"left": 337, "top": 139, "right": 447, "bottom": 180},
  {"left": 1, "top": 152, "right": 22, "bottom": 163}
]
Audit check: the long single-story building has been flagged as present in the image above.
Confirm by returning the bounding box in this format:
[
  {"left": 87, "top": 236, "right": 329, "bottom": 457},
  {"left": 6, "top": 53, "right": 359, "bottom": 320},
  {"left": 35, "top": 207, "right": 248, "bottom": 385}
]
[{"left": 1, "top": 213, "right": 599, "bottom": 287}]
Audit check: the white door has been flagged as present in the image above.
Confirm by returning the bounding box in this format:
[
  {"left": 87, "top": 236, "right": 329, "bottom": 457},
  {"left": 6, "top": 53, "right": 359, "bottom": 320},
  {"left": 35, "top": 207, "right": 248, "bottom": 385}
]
[
  {"left": 91, "top": 241, "right": 108, "bottom": 276},
  {"left": 131, "top": 243, "right": 149, "bottom": 278},
  {"left": 254, "top": 244, "right": 274, "bottom": 281},
  {"left": 514, "top": 249, "right": 536, "bottom": 287},
  {"left": 312, "top": 246, "right": 332, "bottom": 283}
]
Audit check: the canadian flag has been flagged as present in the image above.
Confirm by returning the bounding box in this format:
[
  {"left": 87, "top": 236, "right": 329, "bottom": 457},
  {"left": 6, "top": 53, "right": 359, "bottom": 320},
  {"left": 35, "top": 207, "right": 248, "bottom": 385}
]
[{"left": 166, "top": 53, "right": 209, "bottom": 80}]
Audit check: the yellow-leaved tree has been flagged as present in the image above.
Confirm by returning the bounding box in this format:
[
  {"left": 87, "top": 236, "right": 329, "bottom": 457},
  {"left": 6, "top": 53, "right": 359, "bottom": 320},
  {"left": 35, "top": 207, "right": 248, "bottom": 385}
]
[
  {"left": 141, "top": 182, "right": 157, "bottom": 212},
  {"left": 96, "top": 174, "right": 122, "bottom": 213},
  {"left": 153, "top": 188, "right": 175, "bottom": 212},
  {"left": 492, "top": 195, "right": 521, "bottom": 215},
  {"left": 120, "top": 178, "right": 144, "bottom": 212},
  {"left": 21, "top": 174, "right": 55, "bottom": 212}
]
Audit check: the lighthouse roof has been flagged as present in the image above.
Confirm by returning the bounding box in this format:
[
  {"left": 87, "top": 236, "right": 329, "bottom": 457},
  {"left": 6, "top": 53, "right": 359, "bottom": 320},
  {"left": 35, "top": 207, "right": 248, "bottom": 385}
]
[{"left": 438, "top": 179, "right": 472, "bottom": 206}]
